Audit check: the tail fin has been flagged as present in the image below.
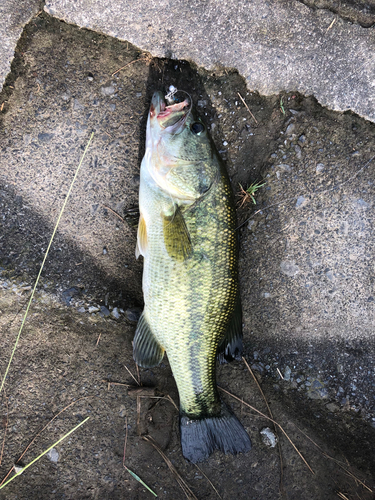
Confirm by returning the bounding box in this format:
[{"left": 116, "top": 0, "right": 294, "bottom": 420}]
[{"left": 180, "top": 402, "right": 251, "bottom": 463}]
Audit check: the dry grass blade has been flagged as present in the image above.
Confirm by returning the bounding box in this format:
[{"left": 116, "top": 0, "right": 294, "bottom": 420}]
[
  {"left": 194, "top": 464, "right": 222, "bottom": 499},
  {"left": 237, "top": 92, "right": 258, "bottom": 124},
  {"left": 122, "top": 417, "right": 157, "bottom": 497},
  {"left": 242, "top": 357, "right": 285, "bottom": 497},
  {"left": 337, "top": 493, "right": 349, "bottom": 500},
  {"left": 143, "top": 435, "right": 198, "bottom": 500},
  {"left": 218, "top": 386, "right": 314, "bottom": 474},
  {"left": 111, "top": 54, "right": 151, "bottom": 76},
  {"left": 0, "top": 397, "right": 92, "bottom": 486},
  {"left": 103, "top": 205, "right": 125, "bottom": 223},
  {"left": 124, "top": 365, "right": 140, "bottom": 386},
  {"left": 0, "top": 132, "right": 94, "bottom": 397},
  {"left": 0, "top": 417, "right": 90, "bottom": 490},
  {"left": 103, "top": 380, "right": 132, "bottom": 390},
  {"left": 294, "top": 424, "right": 373, "bottom": 493},
  {"left": 0, "top": 394, "right": 9, "bottom": 467}
]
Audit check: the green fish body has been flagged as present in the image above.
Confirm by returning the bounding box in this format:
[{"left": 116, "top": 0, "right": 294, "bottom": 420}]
[{"left": 134, "top": 90, "right": 251, "bottom": 462}]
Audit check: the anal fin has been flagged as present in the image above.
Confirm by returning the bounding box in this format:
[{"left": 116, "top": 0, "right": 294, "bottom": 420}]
[
  {"left": 217, "top": 293, "right": 243, "bottom": 364},
  {"left": 133, "top": 312, "right": 164, "bottom": 368}
]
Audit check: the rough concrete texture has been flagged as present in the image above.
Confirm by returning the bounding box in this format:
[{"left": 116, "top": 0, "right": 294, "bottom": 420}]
[
  {"left": 43, "top": 0, "right": 375, "bottom": 123},
  {"left": 300, "top": 0, "right": 375, "bottom": 27},
  {"left": 0, "top": 0, "right": 41, "bottom": 90},
  {"left": 1, "top": 13, "right": 375, "bottom": 499}
]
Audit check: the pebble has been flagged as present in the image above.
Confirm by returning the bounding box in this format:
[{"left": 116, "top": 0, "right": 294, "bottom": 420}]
[
  {"left": 125, "top": 307, "right": 142, "bottom": 322},
  {"left": 280, "top": 260, "right": 300, "bottom": 277},
  {"left": 88, "top": 306, "right": 100, "bottom": 313},
  {"left": 260, "top": 427, "right": 277, "bottom": 448},
  {"left": 284, "top": 366, "right": 292, "bottom": 381},
  {"left": 47, "top": 448, "right": 59, "bottom": 463},
  {"left": 100, "top": 306, "right": 110, "bottom": 317},
  {"left": 295, "top": 195, "right": 306, "bottom": 208},
  {"left": 316, "top": 163, "right": 325, "bottom": 173},
  {"left": 101, "top": 85, "right": 116, "bottom": 96},
  {"left": 111, "top": 307, "right": 121, "bottom": 319}
]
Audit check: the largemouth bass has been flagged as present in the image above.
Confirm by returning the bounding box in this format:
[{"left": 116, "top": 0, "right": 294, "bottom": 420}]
[{"left": 134, "top": 89, "right": 251, "bottom": 463}]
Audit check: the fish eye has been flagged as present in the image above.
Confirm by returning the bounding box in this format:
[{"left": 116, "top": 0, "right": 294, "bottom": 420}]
[{"left": 191, "top": 122, "right": 205, "bottom": 135}]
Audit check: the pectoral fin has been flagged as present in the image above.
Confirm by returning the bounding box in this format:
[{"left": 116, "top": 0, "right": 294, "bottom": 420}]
[
  {"left": 217, "top": 293, "right": 243, "bottom": 364},
  {"left": 135, "top": 214, "right": 147, "bottom": 259},
  {"left": 133, "top": 312, "right": 165, "bottom": 368},
  {"left": 163, "top": 207, "right": 193, "bottom": 261}
]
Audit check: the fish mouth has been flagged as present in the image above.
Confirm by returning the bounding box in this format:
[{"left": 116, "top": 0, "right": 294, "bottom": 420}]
[{"left": 150, "top": 91, "right": 191, "bottom": 131}]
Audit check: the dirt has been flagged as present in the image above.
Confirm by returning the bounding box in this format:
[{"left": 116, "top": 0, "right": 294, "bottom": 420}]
[{"left": 0, "top": 12, "right": 375, "bottom": 500}]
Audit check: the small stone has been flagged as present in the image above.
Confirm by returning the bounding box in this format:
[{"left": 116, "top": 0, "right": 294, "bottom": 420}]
[
  {"left": 197, "top": 100, "right": 207, "bottom": 107},
  {"left": 125, "top": 307, "right": 142, "bottom": 322},
  {"left": 103, "top": 247, "right": 108, "bottom": 255},
  {"left": 285, "top": 123, "right": 295, "bottom": 136},
  {"left": 111, "top": 307, "right": 121, "bottom": 319},
  {"left": 74, "top": 99, "right": 84, "bottom": 110},
  {"left": 247, "top": 220, "right": 258, "bottom": 232},
  {"left": 316, "top": 163, "right": 325, "bottom": 173},
  {"left": 77, "top": 307, "right": 85, "bottom": 313},
  {"left": 88, "top": 306, "right": 100, "bottom": 313},
  {"left": 38, "top": 132, "right": 54, "bottom": 142},
  {"left": 260, "top": 427, "right": 277, "bottom": 448},
  {"left": 223, "top": 141, "right": 228, "bottom": 146},
  {"left": 299, "top": 134, "right": 306, "bottom": 143},
  {"left": 280, "top": 260, "right": 300, "bottom": 277},
  {"left": 284, "top": 366, "right": 292, "bottom": 381},
  {"left": 295, "top": 195, "right": 306, "bottom": 208},
  {"left": 47, "top": 448, "right": 59, "bottom": 463},
  {"left": 100, "top": 306, "right": 110, "bottom": 317},
  {"left": 101, "top": 85, "right": 116, "bottom": 96},
  {"left": 62, "top": 287, "right": 81, "bottom": 306}
]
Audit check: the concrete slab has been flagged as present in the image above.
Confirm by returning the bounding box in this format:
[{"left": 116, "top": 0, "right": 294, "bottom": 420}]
[
  {"left": 0, "top": 0, "right": 41, "bottom": 89},
  {"left": 44, "top": 0, "right": 375, "bottom": 122}
]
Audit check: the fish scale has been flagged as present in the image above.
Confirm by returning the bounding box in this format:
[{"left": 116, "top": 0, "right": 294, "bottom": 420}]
[{"left": 133, "top": 90, "right": 251, "bottom": 462}]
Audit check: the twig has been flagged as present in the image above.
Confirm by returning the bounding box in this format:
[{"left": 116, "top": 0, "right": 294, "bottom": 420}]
[
  {"left": 136, "top": 364, "right": 141, "bottom": 386},
  {"left": 136, "top": 395, "right": 141, "bottom": 435},
  {"left": 218, "top": 386, "right": 314, "bottom": 474},
  {"left": 111, "top": 55, "right": 149, "bottom": 76},
  {"left": 194, "top": 464, "right": 222, "bottom": 499},
  {"left": 237, "top": 92, "right": 258, "bottom": 124},
  {"left": 123, "top": 415, "right": 128, "bottom": 467},
  {"left": 242, "top": 357, "right": 285, "bottom": 497},
  {"left": 143, "top": 435, "right": 198, "bottom": 500},
  {"left": 293, "top": 424, "right": 373, "bottom": 493},
  {"left": 123, "top": 365, "right": 140, "bottom": 386},
  {"left": 96, "top": 332, "right": 101, "bottom": 345},
  {"left": 276, "top": 367, "right": 284, "bottom": 380},
  {"left": 103, "top": 205, "right": 125, "bottom": 223},
  {"left": 327, "top": 18, "right": 337, "bottom": 31},
  {"left": 103, "top": 380, "right": 132, "bottom": 390}
]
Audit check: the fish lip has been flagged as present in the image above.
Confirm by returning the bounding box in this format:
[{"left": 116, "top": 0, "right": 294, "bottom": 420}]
[{"left": 150, "top": 91, "right": 191, "bottom": 131}]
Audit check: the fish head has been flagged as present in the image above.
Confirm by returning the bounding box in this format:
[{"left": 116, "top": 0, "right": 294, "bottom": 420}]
[{"left": 146, "top": 91, "right": 215, "bottom": 200}]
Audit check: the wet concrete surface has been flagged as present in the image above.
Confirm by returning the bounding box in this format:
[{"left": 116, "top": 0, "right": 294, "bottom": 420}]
[{"left": 0, "top": 12, "right": 375, "bottom": 500}]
